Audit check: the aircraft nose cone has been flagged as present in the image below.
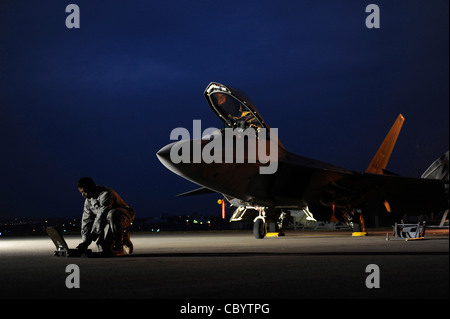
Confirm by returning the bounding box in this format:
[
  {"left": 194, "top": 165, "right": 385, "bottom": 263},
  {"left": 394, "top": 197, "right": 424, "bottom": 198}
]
[
  {"left": 156, "top": 141, "right": 192, "bottom": 177},
  {"left": 157, "top": 140, "right": 205, "bottom": 181},
  {"left": 156, "top": 143, "right": 175, "bottom": 169}
]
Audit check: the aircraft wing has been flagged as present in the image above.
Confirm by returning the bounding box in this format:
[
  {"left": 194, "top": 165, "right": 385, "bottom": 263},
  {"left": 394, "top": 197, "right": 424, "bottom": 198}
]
[
  {"left": 358, "top": 172, "right": 448, "bottom": 214},
  {"left": 271, "top": 157, "right": 448, "bottom": 215}
]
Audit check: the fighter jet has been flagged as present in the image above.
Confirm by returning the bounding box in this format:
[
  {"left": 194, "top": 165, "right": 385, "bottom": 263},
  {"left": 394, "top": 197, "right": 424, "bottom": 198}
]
[{"left": 157, "top": 82, "right": 448, "bottom": 238}]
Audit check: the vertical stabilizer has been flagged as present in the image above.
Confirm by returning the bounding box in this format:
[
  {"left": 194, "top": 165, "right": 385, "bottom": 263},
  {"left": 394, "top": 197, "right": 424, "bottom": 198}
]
[{"left": 366, "top": 114, "right": 404, "bottom": 175}]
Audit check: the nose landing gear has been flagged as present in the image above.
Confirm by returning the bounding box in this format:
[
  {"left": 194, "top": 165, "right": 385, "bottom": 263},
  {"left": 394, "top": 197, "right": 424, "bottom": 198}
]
[{"left": 253, "top": 217, "right": 266, "bottom": 239}]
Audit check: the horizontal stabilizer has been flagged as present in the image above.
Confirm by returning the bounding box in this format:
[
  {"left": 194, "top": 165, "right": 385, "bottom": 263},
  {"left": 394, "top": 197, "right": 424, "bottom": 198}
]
[{"left": 176, "top": 187, "right": 217, "bottom": 197}]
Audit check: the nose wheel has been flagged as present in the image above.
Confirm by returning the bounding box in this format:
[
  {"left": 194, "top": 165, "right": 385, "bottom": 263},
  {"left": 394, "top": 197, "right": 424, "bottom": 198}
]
[{"left": 253, "top": 218, "right": 266, "bottom": 239}]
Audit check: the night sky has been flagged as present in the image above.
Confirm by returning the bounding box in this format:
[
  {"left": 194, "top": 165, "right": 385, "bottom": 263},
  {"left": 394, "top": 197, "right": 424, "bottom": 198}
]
[{"left": 1, "top": 1, "right": 448, "bottom": 219}]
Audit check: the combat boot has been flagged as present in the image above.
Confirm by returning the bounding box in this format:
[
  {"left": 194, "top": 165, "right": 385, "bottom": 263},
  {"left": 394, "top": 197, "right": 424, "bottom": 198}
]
[
  {"left": 110, "top": 242, "right": 124, "bottom": 256},
  {"left": 123, "top": 229, "right": 134, "bottom": 254}
]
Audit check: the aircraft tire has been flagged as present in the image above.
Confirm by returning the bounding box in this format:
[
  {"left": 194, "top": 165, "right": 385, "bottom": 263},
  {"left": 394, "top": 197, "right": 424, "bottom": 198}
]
[{"left": 253, "top": 219, "right": 266, "bottom": 239}]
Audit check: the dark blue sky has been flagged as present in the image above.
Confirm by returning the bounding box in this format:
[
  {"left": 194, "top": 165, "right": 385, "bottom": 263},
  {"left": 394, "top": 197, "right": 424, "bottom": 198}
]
[{"left": 1, "top": 1, "right": 448, "bottom": 219}]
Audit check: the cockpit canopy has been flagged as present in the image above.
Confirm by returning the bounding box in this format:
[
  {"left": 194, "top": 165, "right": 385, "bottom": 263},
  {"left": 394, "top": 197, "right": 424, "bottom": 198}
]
[{"left": 204, "top": 82, "right": 267, "bottom": 129}]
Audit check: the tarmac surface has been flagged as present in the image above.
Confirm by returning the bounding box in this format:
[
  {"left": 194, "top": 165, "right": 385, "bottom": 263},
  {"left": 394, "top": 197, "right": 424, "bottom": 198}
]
[{"left": 0, "top": 229, "right": 448, "bottom": 302}]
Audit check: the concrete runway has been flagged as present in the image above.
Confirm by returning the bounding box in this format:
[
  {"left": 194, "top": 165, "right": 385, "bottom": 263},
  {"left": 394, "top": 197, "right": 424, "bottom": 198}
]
[{"left": 0, "top": 230, "right": 448, "bottom": 301}]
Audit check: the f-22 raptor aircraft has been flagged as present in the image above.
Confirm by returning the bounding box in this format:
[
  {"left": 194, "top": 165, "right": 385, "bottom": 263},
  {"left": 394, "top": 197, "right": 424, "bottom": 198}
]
[{"left": 157, "top": 82, "right": 448, "bottom": 238}]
